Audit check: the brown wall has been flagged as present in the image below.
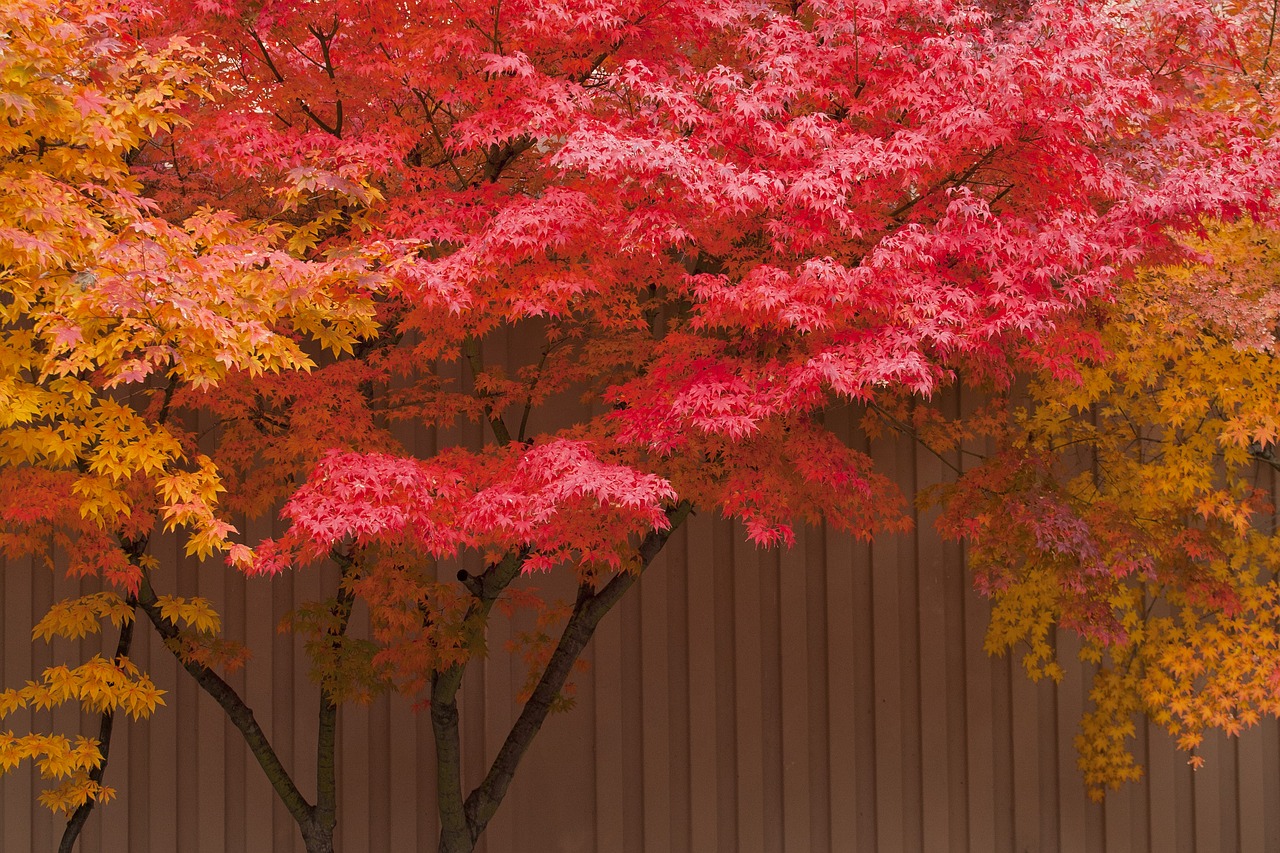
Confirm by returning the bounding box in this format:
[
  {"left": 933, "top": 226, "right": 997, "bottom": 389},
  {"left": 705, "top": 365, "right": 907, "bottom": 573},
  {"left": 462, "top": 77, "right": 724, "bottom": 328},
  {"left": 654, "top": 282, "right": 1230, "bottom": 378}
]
[{"left": 3, "top": 398, "right": 1280, "bottom": 853}]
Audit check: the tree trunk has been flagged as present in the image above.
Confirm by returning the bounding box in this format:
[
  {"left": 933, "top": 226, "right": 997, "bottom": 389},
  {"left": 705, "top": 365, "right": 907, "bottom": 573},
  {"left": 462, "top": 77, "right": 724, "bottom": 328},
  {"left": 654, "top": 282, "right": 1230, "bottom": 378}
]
[
  {"left": 437, "top": 831, "right": 475, "bottom": 853},
  {"left": 301, "top": 822, "right": 336, "bottom": 853}
]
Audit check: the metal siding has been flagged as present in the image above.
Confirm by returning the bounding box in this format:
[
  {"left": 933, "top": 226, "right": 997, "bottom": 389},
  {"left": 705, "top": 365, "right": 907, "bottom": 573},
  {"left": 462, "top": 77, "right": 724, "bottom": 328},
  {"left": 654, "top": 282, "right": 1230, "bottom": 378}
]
[{"left": 4, "top": 388, "right": 1280, "bottom": 852}]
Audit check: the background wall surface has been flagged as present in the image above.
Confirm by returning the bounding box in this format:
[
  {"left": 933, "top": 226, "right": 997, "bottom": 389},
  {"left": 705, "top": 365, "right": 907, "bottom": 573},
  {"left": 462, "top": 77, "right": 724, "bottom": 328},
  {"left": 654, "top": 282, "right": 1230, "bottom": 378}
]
[{"left": 3, "top": 396, "right": 1279, "bottom": 853}]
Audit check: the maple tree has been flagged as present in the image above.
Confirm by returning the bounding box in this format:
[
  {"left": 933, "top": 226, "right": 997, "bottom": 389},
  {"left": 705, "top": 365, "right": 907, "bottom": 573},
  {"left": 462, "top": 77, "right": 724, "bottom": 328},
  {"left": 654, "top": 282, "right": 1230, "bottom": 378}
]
[
  {"left": 2, "top": 0, "right": 1279, "bottom": 851},
  {"left": 937, "top": 218, "right": 1280, "bottom": 799},
  {"left": 0, "top": 1, "right": 376, "bottom": 850},
  {"left": 931, "top": 2, "right": 1280, "bottom": 800}
]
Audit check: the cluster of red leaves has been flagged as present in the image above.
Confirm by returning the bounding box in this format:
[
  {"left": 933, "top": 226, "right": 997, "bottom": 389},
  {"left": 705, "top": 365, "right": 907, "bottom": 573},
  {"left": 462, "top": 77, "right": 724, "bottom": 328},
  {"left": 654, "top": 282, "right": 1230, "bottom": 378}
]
[{"left": 251, "top": 440, "right": 677, "bottom": 575}]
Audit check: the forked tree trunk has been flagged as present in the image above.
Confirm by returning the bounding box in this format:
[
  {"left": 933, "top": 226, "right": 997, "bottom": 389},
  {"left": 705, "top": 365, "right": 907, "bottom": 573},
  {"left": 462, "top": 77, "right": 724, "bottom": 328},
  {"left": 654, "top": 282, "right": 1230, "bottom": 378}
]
[
  {"left": 435, "top": 505, "right": 691, "bottom": 853},
  {"left": 138, "top": 557, "right": 353, "bottom": 853},
  {"left": 301, "top": 823, "right": 336, "bottom": 853}
]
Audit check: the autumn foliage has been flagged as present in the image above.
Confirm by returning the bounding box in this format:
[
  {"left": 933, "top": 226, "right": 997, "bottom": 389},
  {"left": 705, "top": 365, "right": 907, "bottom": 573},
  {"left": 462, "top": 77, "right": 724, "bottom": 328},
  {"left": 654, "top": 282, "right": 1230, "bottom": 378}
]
[
  {"left": 2, "top": 0, "right": 1279, "bottom": 849},
  {"left": 939, "top": 220, "right": 1280, "bottom": 797}
]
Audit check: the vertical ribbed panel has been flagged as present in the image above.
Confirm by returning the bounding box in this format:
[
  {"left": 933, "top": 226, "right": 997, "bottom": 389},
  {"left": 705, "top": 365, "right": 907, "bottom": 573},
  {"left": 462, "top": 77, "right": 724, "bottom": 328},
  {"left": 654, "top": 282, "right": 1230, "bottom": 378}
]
[{"left": 4, "top": 389, "right": 1280, "bottom": 852}]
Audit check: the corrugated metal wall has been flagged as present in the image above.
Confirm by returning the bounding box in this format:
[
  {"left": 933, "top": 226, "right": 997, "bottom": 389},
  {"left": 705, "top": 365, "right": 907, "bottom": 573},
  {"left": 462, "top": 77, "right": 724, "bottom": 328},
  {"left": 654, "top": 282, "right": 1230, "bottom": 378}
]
[{"left": 4, "top": 393, "right": 1280, "bottom": 853}]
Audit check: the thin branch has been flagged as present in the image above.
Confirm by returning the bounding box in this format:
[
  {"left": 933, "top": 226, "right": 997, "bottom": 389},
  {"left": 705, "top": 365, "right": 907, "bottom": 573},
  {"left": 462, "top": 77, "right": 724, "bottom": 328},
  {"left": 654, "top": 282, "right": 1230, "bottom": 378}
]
[
  {"left": 58, "top": 593, "right": 138, "bottom": 853},
  {"left": 245, "top": 27, "right": 342, "bottom": 137},
  {"left": 409, "top": 86, "right": 468, "bottom": 189},
  {"left": 492, "top": 0, "right": 504, "bottom": 53},
  {"left": 307, "top": 18, "right": 344, "bottom": 136},
  {"left": 868, "top": 401, "right": 966, "bottom": 476},
  {"left": 463, "top": 336, "right": 512, "bottom": 445},
  {"left": 517, "top": 336, "right": 573, "bottom": 443},
  {"left": 296, "top": 99, "right": 343, "bottom": 138},
  {"left": 1261, "top": 0, "right": 1279, "bottom": 81},
  {"left": 307, "top": 18, "right": 341, "bottom": 80},
  {"left": 137, "top": 573, "right": 317, "bottom": 830},
  {"left": 517, "top": 344, "right": 551, "bottom": 443},
  {"left": 446, "top": 0, "right": 493, "bottom": 45},
  {"left": 277, "top": 31, "right": 327, "bottom": 72},
  {"left": 246, "top": 28, "right": 287, "bottom": 84},
  {"left": 888, "top": 145, "right": 1001, "bottom": 220}
]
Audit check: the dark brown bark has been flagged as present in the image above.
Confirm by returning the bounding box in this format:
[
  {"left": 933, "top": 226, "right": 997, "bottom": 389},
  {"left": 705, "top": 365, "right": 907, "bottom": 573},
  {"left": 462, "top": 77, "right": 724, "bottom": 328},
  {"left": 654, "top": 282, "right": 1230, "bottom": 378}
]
[
  {"left": 137, "top": 574, "right": 337, "bottom": 853},
  {"left": 430, "top": 549, "right": 525, "bottom": 853},
  {"left": 57, "top": 597, "right": 136, "bottom": 853},
  {"left": 315, "top": 553, "right": 359, "bottom": 843}
]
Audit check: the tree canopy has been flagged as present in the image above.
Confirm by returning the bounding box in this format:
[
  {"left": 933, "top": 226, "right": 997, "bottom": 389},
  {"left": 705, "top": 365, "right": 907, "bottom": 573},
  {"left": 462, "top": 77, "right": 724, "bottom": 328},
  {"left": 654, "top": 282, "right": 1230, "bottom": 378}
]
[{"left": 1, "top": 0, "right": 1278, "bottom": 850}]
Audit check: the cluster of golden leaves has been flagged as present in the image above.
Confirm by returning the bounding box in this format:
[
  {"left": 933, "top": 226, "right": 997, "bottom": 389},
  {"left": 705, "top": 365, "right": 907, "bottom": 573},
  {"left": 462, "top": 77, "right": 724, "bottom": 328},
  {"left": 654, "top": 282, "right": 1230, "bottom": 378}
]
[
  {"left": 946, "top": 221, "right": 1280, "bottom": 798},
  {"left": 0, "top": 0, "right": 379, "bottom": 812},
  {"left": 0, "top": 651, "right": 164, "bottom": 814}
]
